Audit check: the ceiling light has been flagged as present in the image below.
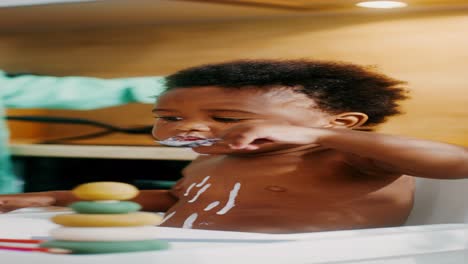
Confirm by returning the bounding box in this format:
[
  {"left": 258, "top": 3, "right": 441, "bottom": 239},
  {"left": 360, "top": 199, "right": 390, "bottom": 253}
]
[
  {"left": 356, "top": 1, "right": 407, "bottom": 9},
  {"left": 0, "top": 0, "right": 97, "bottom": 8}
]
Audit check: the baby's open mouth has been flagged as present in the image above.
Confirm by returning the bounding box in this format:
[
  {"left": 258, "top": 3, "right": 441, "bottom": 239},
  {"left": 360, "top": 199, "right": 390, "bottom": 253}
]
[
  {"left": 156, "top": 136, "right": 220, "bottom": 147},
  {"left": 173, "top": 136, "right": 206, "bottom": 141}
]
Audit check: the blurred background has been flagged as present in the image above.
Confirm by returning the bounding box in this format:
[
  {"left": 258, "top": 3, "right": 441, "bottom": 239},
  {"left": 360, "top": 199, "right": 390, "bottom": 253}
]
[
  {"left": 1, "top": 0, "right": 467, "bottom": 191},
  {"left": 2, "top": 0, "right": 468, "bottom": 146}
]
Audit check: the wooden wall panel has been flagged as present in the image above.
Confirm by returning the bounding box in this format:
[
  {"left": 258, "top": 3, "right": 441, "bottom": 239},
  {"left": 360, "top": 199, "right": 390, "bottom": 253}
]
[{"left": 2, "top": 10, "right": 467, "bottom": 146}]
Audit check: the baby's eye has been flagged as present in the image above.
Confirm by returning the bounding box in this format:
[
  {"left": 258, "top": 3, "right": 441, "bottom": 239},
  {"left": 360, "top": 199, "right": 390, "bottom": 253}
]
[
  {"left": 212, "top": 117, "right": 245, "bottom": 123},
  {"left": 157, "top": 116, "right": 183, "bottom": 122}
]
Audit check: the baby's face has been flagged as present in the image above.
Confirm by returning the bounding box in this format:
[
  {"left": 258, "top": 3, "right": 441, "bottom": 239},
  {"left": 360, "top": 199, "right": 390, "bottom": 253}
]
[{"left": 152, "top": 86, "right": 332, "bottom": 154}]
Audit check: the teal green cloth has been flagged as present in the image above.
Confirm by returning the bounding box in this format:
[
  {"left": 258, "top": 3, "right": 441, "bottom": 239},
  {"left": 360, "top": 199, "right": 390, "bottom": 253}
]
[{"left": 0, "top": 70, "right": 166, "bottom": 194}]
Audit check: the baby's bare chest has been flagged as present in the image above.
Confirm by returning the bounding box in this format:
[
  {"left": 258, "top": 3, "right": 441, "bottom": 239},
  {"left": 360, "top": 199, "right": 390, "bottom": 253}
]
[
  {"left": 173, "top": 156, "right": 320, "bottom": 200},
  {"left": 171, "top": 154, "right": 395, "bottom": 206},
  {"left": 161, "top": 155, "right": 414, "bottom": 231}
]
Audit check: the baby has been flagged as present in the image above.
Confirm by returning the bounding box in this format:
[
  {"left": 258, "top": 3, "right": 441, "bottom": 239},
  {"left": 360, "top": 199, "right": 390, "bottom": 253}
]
[{"left": 1, "top": 59, "right": 467, "bottom": 233}]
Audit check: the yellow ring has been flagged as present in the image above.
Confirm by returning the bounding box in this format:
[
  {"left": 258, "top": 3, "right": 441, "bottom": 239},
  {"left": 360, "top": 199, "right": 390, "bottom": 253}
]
[
  {"left": 72, "top": 182, "right": 139, "bottom": 201},
  {"left": 52, "top": 212, "right": 163, "bottom": 227}
]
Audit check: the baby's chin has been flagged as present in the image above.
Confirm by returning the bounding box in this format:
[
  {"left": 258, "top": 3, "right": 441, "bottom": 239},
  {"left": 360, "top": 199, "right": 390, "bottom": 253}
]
[
  {"left": 191, "top": 145, "right": 248, "bottom": 155},
  {"left": 191, "top": 143, "right": 285, "bottom": 156}
]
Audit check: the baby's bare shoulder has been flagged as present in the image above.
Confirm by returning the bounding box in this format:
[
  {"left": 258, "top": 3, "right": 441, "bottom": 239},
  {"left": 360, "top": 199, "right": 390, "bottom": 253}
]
[{"left": 341, "top": 152, "right": 402, "bottom": 176}]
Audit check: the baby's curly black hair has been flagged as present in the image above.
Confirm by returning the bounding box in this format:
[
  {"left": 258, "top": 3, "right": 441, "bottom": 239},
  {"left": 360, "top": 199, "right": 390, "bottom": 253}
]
[{"left": 165, "top": 59, "right": 409, "bottom": 126}]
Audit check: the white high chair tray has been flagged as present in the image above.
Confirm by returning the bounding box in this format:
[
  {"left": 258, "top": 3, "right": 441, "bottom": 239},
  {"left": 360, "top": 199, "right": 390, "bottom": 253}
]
[{"left": 0, "top": 209, "right": 467, "bottom": 264}]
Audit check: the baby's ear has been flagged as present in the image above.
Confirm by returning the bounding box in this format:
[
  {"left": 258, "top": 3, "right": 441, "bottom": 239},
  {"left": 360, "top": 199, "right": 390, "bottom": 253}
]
[{"left": 326, "top": 112, "right": 368, "bottom": 129}]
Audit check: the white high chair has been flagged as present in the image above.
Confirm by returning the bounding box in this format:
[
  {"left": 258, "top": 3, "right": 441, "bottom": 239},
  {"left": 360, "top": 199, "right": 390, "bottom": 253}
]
[
  {"left": 405, "top": 177, "right": 468, "bottom": 225},
  {"left": 1, "top": 179, "right": 468, "bottom": 263}
]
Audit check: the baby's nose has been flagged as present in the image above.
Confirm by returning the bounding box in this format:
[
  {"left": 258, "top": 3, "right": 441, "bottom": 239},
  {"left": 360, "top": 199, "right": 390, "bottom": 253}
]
[{"left": 176, "top": 122, "right": 211, "bottom": 132}]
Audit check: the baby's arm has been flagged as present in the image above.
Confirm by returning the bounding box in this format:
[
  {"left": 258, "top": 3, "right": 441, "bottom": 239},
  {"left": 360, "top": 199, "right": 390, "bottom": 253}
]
[
  {"left": 318, "top": 129, "right": 468, "bottom": 179},
  {"left": 0, "top": 192, "right": 55, "bottom": 213},
  {"left": 131, "top": 189, "right": 178, "bottom": 212},
  {"left": 218, "top": 122, "right": 468, "bottom": 179}
]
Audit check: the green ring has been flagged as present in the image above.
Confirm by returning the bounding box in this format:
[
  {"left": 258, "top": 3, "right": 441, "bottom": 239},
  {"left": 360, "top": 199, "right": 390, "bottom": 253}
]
[
  {"left": 40, "top": 240, "right": 170, "bottom": 254},
  {"left": 70, "top": 201, "right": 141, "bottom": 214}
]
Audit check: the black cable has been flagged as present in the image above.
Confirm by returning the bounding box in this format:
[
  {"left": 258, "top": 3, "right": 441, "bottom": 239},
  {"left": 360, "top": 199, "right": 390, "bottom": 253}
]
[
  {"left": 6, "top": 115, "right": 153, "bottom": 134},
  {"left": 40, "top": 130, "right": 116, "bottom": 144},
  {"left": 6, "top": 115, "right": 153, "bottom": 143}
]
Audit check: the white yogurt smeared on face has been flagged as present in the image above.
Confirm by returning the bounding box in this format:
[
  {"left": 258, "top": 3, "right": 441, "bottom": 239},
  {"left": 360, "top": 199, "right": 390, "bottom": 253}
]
[{"left": 156, "top": 136, "right": 220, "bottom": 147}]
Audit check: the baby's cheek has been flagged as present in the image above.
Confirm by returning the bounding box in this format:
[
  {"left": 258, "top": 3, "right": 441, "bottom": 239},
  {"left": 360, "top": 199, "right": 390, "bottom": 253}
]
[
  {"left": 152, "top": 127, "right": 173, "bottom": 140},
  {"left": 151, "top": 122, "right": 162, "bottom": 136}
]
